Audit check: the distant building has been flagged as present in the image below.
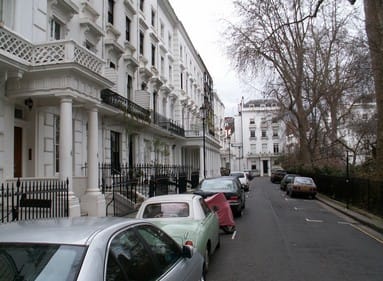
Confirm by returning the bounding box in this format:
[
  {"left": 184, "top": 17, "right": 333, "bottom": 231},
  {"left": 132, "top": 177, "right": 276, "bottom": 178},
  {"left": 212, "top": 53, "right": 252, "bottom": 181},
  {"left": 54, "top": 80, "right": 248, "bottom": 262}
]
[{"left": 230, "top": 98, "right": 286, "bottom": 176}]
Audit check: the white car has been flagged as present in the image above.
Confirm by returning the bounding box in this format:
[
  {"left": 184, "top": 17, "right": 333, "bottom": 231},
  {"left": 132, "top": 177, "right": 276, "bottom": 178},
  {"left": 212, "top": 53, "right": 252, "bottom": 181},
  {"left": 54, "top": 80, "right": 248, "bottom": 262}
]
[
  {"left": 136, "top": 194, "right": 220, "bottom": 274},
  {"left": 230, "top": 171, "right": 249, "bottom": 191}
]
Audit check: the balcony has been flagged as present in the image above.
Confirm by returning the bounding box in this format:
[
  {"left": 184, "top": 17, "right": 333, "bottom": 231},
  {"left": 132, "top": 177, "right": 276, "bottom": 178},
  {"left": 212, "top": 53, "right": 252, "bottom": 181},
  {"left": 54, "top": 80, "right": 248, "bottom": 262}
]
[
  {"left": 101, "top": 89, "right": 150, "bottom": 122},
  {"left": 152, "top": 112, "right": 185, "bottom": 137},
  {"left": 0, "top": 27, "right": 103, "bottom": 75}
]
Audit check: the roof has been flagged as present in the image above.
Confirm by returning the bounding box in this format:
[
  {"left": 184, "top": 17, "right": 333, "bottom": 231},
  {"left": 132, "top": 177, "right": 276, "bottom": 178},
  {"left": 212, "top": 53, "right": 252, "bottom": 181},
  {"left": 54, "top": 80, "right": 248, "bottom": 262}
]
[{"left": 0, "top": 217, "right": 142, "bottom": 245}]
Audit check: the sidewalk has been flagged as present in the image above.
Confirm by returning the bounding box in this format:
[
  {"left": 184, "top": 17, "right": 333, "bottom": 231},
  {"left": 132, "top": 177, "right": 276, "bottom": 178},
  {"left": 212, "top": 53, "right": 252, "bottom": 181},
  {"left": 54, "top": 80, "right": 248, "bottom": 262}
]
[{"left": 316, "top": 193, "right": 383, "bottom": 235}]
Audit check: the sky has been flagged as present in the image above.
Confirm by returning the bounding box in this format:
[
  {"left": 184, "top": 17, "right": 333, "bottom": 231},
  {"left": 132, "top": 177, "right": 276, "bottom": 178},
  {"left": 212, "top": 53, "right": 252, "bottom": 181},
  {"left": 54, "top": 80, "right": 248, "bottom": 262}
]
[{"left": 168, "top": 0, "right": 262, "bottom": 116}]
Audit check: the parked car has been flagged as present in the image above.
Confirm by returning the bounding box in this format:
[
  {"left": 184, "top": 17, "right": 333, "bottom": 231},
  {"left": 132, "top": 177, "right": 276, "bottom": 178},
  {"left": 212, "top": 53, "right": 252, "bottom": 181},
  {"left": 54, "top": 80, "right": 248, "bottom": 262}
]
[
  {"left": 136, "top": 194, "right": 220, "bottom": 273},
  {"left": 270, "top": 168, "right": 287, "bottom": 183},
  {"left": 286, "top": 176, "right": 317, "bottom": 198},
  {"left": 0, "top": 217, "right": 205, "bottom": 281},
  {"left": 280, "top": 173, "right": 300, "bottom": 191},
  {"left": 194, "top": 176, "right": 246, "bottom": 217},
  {"left": 244, "top": 169, "right": 260, "bottom": 180},
  {"left": 229, "top": 171, "right": 250, "bottom": 191}
]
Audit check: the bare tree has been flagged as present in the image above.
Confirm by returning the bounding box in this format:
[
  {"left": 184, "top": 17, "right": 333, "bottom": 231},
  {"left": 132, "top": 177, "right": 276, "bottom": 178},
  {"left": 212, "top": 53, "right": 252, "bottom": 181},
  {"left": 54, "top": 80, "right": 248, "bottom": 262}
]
[{"left": 225, "top": 0, "right": 368, "bottom": 170}]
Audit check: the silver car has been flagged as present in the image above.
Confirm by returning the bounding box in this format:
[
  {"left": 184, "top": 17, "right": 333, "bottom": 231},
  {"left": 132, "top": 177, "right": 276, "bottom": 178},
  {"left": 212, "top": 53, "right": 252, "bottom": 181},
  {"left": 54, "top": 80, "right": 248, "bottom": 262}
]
[{"left": 0, "top": 217, "right": 205, "bottom": 281}]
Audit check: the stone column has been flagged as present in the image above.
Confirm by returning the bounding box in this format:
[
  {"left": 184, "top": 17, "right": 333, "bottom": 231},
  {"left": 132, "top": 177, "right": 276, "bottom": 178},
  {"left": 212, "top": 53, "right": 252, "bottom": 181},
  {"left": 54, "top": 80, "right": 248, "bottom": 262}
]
[
  {"left": 59, "top": 97, "right": 80, "bottom": 217},
  {"left": 199, "top": 146, "right": 204, "bottom": 181},
  {"left": 81, "top": 107, "right": 106, "bottom": 216}
]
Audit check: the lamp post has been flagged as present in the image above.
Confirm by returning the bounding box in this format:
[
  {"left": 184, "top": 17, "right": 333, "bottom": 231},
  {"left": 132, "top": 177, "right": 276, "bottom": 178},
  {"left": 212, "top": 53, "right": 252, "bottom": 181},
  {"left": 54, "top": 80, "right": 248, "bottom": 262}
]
[
  {"left": 227, "top": 135, "right": 231, "bottom": 171},
  {"left": 200, "top": 105, "right": 207, "bottom": 178}
]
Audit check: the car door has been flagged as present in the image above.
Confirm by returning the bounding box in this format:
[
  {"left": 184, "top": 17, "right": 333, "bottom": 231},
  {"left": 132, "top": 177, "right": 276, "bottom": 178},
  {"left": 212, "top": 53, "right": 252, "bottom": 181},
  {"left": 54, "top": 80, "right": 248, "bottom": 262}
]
[{"left": 198, "top": 198, "right": 220, "bottom": 250}]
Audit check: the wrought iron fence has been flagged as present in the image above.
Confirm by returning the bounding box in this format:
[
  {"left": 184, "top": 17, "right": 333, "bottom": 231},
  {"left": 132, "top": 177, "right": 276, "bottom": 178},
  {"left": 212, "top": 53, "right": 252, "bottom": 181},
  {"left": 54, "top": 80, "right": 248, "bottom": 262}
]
[
  {"left": 310, "top": 174, "right": 383, "bottom": 218},
  {"left": 1, "top": 178, "right": 69, "bottom": 223},
  {"left": 99, "top": 163, "right": 196, "bottom": 216}
]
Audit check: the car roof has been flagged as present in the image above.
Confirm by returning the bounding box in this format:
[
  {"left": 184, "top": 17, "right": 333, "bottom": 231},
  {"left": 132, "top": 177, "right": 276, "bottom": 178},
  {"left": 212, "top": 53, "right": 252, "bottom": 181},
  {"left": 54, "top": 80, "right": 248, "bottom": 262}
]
[
  {"left": 0, "top": 217, "right": 145, "bottom": 245},
  {"left": 203, "top": 176, "right": 239, "bottom": 181},
  {"left": 141, "top": 193, "right": 202, "bottom": 204}
]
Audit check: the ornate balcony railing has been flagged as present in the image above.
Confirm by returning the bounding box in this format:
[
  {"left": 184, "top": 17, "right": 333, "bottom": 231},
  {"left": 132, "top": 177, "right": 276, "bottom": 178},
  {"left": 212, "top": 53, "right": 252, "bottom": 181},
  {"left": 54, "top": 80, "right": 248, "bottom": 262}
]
[
  {"left": 101, "top": 89, "right": 151, "bottom": 122},
  {"left": 0, "top": 26, "right": 103, "bottom": 75},
  {"left": 152, "top": 112, "right": 185, "bottom": 137}
]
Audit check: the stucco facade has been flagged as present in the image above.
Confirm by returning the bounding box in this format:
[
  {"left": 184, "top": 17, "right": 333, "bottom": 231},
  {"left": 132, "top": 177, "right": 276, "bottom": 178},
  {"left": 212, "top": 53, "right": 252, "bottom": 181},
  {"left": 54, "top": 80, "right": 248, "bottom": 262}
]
[{"left": 0, "top": 0, "right": 224, "bottom": 216}]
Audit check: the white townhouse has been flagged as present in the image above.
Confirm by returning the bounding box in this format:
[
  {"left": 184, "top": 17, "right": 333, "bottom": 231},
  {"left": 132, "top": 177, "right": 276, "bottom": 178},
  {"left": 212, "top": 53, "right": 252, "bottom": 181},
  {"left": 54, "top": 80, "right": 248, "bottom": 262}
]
[
  {"left": 0, "top": 0, "right": 222, "bottom": 217},
  {"left": 231, "top": 99, "right": 286, "bottom": 176}
]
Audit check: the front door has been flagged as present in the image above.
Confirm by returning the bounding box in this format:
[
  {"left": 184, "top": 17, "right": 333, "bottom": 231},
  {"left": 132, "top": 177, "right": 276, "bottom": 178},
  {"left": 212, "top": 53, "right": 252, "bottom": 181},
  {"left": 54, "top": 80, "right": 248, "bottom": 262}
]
[
  {"left": 110, "top": 131, "right": 120, "bottom": 174},
  {"left": 14, "top": 127, "right": 22, "bottom": 177},
  {"left": 263, "top": 160, "right": 268, "bottom": 175}
]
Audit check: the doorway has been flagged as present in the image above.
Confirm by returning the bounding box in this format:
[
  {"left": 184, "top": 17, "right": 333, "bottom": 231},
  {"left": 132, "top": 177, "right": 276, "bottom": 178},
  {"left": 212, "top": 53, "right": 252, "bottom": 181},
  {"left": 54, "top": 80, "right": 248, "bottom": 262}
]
[
  {"left": 263, "top": 160, "right": 268, "bottom": 175},
  {"left": 14, "top": 126, "right": 22, "bottom": 177}
]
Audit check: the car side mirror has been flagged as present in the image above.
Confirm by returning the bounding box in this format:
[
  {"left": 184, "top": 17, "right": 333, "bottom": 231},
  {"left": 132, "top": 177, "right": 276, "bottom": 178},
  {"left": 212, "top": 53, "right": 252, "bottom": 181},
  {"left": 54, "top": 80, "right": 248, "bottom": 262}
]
[{"left": 182, "top": 245, "right": 194, "bottom": 259}]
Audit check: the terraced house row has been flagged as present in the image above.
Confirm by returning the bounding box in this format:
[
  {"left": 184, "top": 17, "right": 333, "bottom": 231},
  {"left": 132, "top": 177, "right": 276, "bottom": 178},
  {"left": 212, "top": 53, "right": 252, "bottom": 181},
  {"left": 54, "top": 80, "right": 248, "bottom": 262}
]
[{"left": 0, "top": 0, "right": 225, "bottom": 217}]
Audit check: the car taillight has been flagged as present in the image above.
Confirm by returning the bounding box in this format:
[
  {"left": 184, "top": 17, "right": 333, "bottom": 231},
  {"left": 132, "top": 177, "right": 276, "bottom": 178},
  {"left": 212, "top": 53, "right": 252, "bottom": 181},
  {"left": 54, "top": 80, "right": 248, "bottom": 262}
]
[
  {"left": 185, "top": 240, "right": 193, "bottom": 247},
  {"left": 229, "top": 195, "right": 239, "bottom": 201}
]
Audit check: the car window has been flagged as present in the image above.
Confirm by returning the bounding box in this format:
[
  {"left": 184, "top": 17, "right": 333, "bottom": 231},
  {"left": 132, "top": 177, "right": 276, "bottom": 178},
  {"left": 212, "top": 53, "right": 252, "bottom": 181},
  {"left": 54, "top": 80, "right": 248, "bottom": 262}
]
[
  {"left": 143, "top": 202, "right": 190, "bottom": 218},
  {"left": 0, "top": 243, "right": 84, "bottom": 281},
  {"left": 295, "top": 177, "right": 314, "bottom": 185},
  {"left": 107, "top": 227, "right": 158, "bottom": 281},
  {"left": 136, "top": 225, "right": 182, "bottom": 276}
]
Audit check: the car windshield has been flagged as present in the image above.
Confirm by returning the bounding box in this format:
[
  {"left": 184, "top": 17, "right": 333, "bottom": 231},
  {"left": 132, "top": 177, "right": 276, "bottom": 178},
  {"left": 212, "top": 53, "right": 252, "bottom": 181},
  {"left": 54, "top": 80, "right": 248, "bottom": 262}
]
[
  {"left": 0, "top": 243, "right": 85, "bottom": 281},
  {"left": 230, "top": 173, "right": 244, "bottom": 178},
  {"left": 200, "top": 179, "right": 236, "bottom": 192},
  {"left": 143, "top": 202, "right": 190, "bottom": 218}
]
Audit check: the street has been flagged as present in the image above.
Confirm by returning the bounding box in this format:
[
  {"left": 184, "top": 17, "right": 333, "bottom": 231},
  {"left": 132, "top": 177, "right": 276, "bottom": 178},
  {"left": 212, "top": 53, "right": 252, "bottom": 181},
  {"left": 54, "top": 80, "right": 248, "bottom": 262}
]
[{"left": 207, "top": 177, "right": 383, "bottom": 281}]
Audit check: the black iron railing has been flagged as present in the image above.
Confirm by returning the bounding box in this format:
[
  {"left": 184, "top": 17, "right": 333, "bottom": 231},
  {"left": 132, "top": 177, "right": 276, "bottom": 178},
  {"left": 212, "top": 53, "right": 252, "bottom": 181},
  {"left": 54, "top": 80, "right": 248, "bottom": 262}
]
[
  {"left": 152, "top": 112, "right": 185, "bottom": 137},
  {"left": 101, "top": 89, "right": 151, "bottom": 122},
  {"left": 1, "top": 178, "right": 69, "bottom": 223}
]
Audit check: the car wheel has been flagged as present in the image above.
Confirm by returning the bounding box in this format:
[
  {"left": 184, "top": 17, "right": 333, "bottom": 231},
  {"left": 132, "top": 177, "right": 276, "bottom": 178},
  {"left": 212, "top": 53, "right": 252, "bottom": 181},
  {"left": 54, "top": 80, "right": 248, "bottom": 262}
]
[{"left": 221, "top": 225, "right": 236, "bottom": 234}]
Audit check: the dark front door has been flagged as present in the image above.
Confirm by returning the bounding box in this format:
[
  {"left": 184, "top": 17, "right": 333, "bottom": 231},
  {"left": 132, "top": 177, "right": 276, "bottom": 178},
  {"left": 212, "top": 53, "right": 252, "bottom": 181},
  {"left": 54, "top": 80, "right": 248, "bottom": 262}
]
[
  {"left": 263, "top": 160, "right": 268, "bottom": 175},
  {"left": 111, "top": 131, "right": 120, "bottom": 174},
  {"left": 14, "top": 127, "right": 22, "bottom": 177}
]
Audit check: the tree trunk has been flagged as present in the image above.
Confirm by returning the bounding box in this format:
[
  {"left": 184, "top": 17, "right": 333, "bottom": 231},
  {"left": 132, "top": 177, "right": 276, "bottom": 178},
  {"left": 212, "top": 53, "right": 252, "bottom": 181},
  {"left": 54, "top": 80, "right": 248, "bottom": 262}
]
[{"left": 364, "top": 0, "right": 383, "bottom": 178}]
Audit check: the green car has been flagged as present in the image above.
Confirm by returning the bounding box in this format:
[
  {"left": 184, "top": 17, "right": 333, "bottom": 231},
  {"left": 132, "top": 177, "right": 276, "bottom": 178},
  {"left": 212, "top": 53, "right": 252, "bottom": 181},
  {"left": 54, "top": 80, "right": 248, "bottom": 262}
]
[{"left": 136, "top": 194, "right": 220, "bottom": 274}]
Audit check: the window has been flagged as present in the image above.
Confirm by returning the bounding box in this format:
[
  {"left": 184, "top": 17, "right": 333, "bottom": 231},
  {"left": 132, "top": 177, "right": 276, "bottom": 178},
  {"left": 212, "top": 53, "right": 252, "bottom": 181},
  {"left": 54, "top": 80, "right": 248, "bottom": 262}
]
[
  {"left": 54, "top": 116, "right": 60, "bottom": 173},
  {"left": 125, "top": 16, "right": 131, "bottom": 41},
  {"left": 250, "top": 129, "right": 256, "bottom": 138},
  {"left": 151, "top": 9, "right": 156, "bottom": 27},
  {"left": 180, "top": 72, "right": 183, "bottom": 89},
  {"left": 160, "top": 22, "right": 164, "bottom": 39},
  {"left": 127, "top": 75, "right": 133, "bottom": 100},
  {"left": 169, "top": 65, "right": 172, "bottom": 83},
  {"left": 168, "top": 33, "right": 172, "bottom": 49},
  {"left": 151, "top": 44, "right": 156, "bottom": 66},
  {"left": 249, "top": 118, "right": 255, "bottom": 124},
  {"left": 180, "top": 45, "right": 183, "bottom": 61},
  {"left": 139, "top": 0, "right": 144, "bottom": 12},
  {"left": 273, "top": 128, "right": 278, "bottom": 137},
  {"left": 160, "top": 56, "right": 164, "bottom": 74},
  {"left": 50, "top": 18, "right": 61, "bottom": 40},
  {"left": 139, "top": 31, "right": 144, "bottom": 55},
  {"left": 108, "top": 0, "right": 114, "bottom": 24},
  {"left": 262, "top": 143, "right": 267, "bottom": 153},
  {"left": 261, "top": 130, "right": 267, "bottom": 138},
  {"left": 250, "top": 144, "right": 256, "bottom": 153},
  {"left": 274, "top": 143, "right": 279, "bottom": 154},
  {"left": 84, "top": 40, "right": 95, "bottom": 53}
]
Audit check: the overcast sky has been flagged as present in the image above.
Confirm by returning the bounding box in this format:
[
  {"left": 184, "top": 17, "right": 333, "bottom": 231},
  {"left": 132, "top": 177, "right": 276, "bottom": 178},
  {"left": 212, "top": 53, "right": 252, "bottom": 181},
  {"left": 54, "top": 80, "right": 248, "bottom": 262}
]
[{"left": 168, "top": 0, "right": 260, "bottom": 115}]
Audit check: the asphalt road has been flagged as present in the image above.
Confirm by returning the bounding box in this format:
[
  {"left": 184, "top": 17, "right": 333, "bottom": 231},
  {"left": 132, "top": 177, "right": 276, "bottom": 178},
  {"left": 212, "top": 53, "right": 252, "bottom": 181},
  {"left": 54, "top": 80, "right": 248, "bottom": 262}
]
[{"left": 207, "top": 177, "right": 383, "bottom": 281}]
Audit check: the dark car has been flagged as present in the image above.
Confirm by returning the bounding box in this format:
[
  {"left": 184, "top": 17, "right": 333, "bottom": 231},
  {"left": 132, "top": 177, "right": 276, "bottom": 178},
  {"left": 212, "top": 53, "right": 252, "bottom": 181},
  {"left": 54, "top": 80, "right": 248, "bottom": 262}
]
[
  {"left": 194, "top": 176, "right": 246, "bottom": 217},
  {"left": 270, "top": 169, "right": 287, "bottom": 183},
  {"left": 280, "top": 173, "right": 300, "bottom": 191}
]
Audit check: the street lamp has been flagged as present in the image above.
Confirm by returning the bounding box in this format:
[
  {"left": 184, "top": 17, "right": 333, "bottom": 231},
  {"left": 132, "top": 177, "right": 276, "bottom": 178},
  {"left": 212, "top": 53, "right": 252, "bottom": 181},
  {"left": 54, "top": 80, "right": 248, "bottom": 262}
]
[{"left": 200, "top": 105, "right": 207, "bottom": 178}]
